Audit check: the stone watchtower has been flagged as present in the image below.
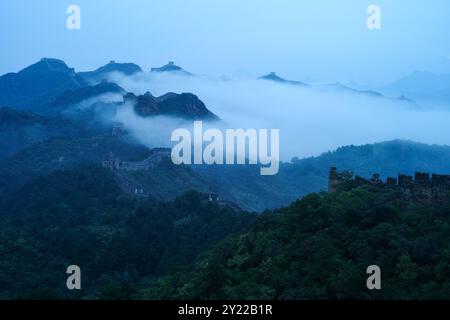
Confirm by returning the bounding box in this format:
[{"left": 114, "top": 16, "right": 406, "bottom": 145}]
[{"left": 328, "top": 167, "right": 339, "bottom": 193}]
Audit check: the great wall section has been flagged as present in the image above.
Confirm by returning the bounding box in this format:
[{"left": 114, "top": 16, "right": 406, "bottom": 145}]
[
  {"left": 101, "top": 148, "right": 242, "bottom": 211},
  {"left": 329, "top": 167, "right": 450, "bottom": 203}
]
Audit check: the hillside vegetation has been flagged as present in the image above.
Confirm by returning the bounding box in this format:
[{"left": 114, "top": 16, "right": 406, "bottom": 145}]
[
  {"left": 147, "top": 182, "right": 450, "bottom": 299},
  {"left": 0, "top": 167, "right": 256, "bottom": 299}
]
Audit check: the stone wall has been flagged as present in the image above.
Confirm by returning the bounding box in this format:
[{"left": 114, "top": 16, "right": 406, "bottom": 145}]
[
  {"left": 102, "top": 148, "right": 171, "bottom": 172},
  {"left": 328, "top": 167, "right": 450, "bottom": 203}
]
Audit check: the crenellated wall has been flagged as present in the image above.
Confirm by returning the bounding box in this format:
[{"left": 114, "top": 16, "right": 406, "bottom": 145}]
[
  {"left": 102, "top": 148, "right": 172, "bottom": 172},
  {"left": 328, "top": 167, "right": 450, "bottom": 203}
]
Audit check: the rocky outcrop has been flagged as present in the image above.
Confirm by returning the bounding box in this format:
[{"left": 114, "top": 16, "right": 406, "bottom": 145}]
[{"left": 124, "top": 91, "right": 219, "bottom": 120}]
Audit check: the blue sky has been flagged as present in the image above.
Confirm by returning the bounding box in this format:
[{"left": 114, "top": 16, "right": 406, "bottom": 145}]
[{"left": 1, "top": 0, "right": 450, "bottom": 85}]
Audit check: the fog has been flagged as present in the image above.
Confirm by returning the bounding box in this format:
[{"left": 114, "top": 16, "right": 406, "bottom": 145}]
[{"left": 108, "top": 72, "right": 450, "bottom": 161}]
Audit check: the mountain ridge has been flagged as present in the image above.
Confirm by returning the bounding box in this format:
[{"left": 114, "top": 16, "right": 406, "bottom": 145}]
[
  {"left": 78, "top": 60, "right": 143, "bottom": 83},
  {"left": 0, "top": 58, "right": 87, "bottom": 109}
]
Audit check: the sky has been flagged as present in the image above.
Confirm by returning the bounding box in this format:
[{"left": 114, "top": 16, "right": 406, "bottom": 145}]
[{"left": 1, "top": 0, "right": 450, "bottom": 85}]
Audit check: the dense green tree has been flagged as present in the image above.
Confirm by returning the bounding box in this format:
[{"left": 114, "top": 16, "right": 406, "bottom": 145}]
[
  {"left": 147, "top": 184, "right": 450, "bottom": 300},
  {"left": 0, "top": 166, "right": 256, "bottom": 299}
]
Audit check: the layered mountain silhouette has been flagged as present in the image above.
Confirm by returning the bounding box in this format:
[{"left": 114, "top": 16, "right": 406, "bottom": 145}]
[
  {"left": 324, "top": 82, "right": 415, "bottom": 103},
  {"left": 78, "top": 60, "right": 142, "bottom": 83},
  {"left": 381, "top": 71, "right": 450, "bottom": 104},
  {"left": 0, "top": 58, "right": 446, "bottom": 212},
  {"left": 0, "top": 59, "right": 217, "bottom": 121},
  {"left": 124, "top": 91, "right": 218, "bottom": 120},
  {"left": 39, "top": 81, "right": 125, "bottom": 115},
  {"left": 257, "top": 72, "right": 416, "bottom": 103},
  {"left": 0, "top": 57, "right": 425, "bottom": 120},
  {"left": 0, "top": 58, "right": 87, "bottom": 110}
]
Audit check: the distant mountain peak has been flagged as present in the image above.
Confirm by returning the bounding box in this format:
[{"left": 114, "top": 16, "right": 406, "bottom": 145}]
[
  {"left": 151, "top": 61, "right": 192, "bottom": 75},
  {"left": 78, "top": 61, "right": 142, "bottom": 83},
  {"left": 40, "top": 57, "right": 69, "bottom": 66},
  {"left": 381, "top": 70, "right": 450, "bottom": 104},
  {"left": 20, "top": 58, "right": 75, "bottom": 75},
  {"left": 0, "top": 58, "right": 87, "bottom": 109},
  {"left": 258, "top": 72, "right": 307, "bottom": 86},
  {"left": 260, "top": 72, "right": 282, "bottom": 81}
]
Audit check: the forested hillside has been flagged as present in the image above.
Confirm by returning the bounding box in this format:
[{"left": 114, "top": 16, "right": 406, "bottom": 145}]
[
  {"left": 3, "top": 165, "right": 450, "bottom": 299},
  {"left": 0, "top": 167, "right": 256, "bottom": 299},
  {"left": 147, "top": 182, "right": 450, "bottom": 300}
]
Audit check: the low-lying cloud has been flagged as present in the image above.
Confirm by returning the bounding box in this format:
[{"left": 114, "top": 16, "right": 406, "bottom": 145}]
[{"left": 108, "top": 71, "right": 450, "bottom": 161}]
